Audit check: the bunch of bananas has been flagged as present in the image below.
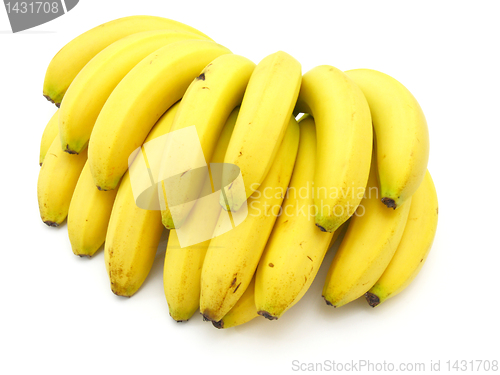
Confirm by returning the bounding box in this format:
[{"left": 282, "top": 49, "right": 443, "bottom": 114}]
[{"left": 38, "top": 16, "right": 438, "bottom": 329}]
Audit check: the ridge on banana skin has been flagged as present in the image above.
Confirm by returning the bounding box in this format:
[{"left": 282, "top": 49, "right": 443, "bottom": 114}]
[
  {"left": 39, "top": 110, "right": 59, "bottom": 166},
  {"left": 295, "top": 65, "right": 372, "bottom": 233},
  {"left": 200, "top": 116, "right": 300, "bottom": 323},
  {"left": 159, "top": 54, "right": 255, "bottom": 230},
  {"left": 88, "top": 39, "right": 231, "bottom": 191},
  {"left": 346, "top": 69, "right": 429, "bottom": 209},
  {"left": 365, "top": 170, "right": 438, "bottom": 307},
  {"left": 221, "top": 50, "right": 302, "bottom": 212},
  {"left": 59, "top": 29, "right": 208, "bottom": 155},
  {"left": 322, "top": 157, "right": 412, "bottom": 308},
  {"left": 43, "top": 15, "right": 211, "bottom": 106}
]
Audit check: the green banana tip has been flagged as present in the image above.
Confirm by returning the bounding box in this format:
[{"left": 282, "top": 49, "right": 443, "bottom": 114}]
[{"left": 365, "top": 292, "right": 380, "bottom": 308}]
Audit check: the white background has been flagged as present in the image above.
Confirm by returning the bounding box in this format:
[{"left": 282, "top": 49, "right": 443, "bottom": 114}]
[{"left": 1, "top": 1, "right": 499, "bottom": 374}]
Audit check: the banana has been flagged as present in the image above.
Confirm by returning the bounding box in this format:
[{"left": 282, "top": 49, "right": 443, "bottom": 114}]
[
  {"left": 104, "top": 103, "right": 179, "bottom": 297},
  {"left": 39, "top": 110, "right": 59, "bottom": 166},
  {"left": 59, "top": 30, "right": 207, "bottom": 154},
  {"left": 255, "top": 115, "right": 335, "bottom": 320},
  {"left": 200, "top": 116, "right": 300, "bottom": 323},
  {"left": 43, "top": 15, "right": 210, "bottom": 106},
  {"left": 295, "top": 65, "right": 372, "bottom": 233},
  {"left": 221, "top": 51, "right": 302, "bottom": 212},
  {"left": 346, "top": 69, "right": 429, "bottom": 209},
  {"left": 159, "top": 54, "right": 256, "bottom": 229},
  {"left": 163, "top": 107, "right": 239, "bottom": 322},
  {"left": 322, "top": 159, "right": 412, "bottom": 308},
  {"left": 212, "top": 275, "right": 259, "bottom": 329},
  {"left": 37, "top": 137, "right": 87, "bottom": 226},
  {"left": 365, "top": 170, "right": 438, "bottom": 307},
  {"left": 88, "top": 39, "right": 231, "bottom": 191},
  {"left": 67, "top": 162, "right": 118, "bottom": 257}
]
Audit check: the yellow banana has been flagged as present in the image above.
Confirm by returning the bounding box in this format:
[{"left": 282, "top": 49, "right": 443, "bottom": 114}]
[
  {"left": 59, "top": 30, "right": 207, "bottom": 154},
  {"left": 163, "top": 108, "right": 239, "bottom": 321},
  {"left": 43, "top": 15, "right": 210, "bottom": 106},
  {"left": 221, "top": 51, "right": 302, "bottom": 212},
  {"left": 295, "top": 65, "right": 372, "bottom": 233},
  {"left": 159, "top": 54, "right": 255, "bottom": 229},
  {"left": 67, "top": 162, "right": 118, "bottom": 257},
  {"left": 255, "top": 115, "right": 335, "bottom": 320},
  {"left": 322, "top": 159, "right": 412, "bottom": 308},
  {"left": 37, "top": 137, "right": 87, "bottom": 226},
  {"left": 346, "top": 69, "right": 429, "bottom": 209},
  {"left": 212, "top": 275, "right": 259, "bottom": 329},
  {"left": 39, "top": 110, "right": 59, "bottom": 166},
  {"left": 88, "top": 39, "right": 231, "bottom": 191},
  {"left": 366, "top": 170, "right": 438, "bottom": 307},
  {"left": 200, "top": 116, "right": 300, "bottom": 323},
  {"left": 104, "top": 103, "right": 179, "bottom": 297}
]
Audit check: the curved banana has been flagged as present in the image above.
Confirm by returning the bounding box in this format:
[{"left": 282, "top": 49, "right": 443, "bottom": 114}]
[
  {"left": 366, "top": 170, "right": 438, "bottom": 307},
  {"left": 67, "top": 162, "right": 118, "bottom": 257},
  {"left": 159, "top": 54, "right": 255, "bottom": 229},
  {"left": 43, "top": 15, "right": 210, "bottom": 106},
  {"left": 200, "top": 116, "right": 300, "bottom": 323},
  {"left": 346, "top": 69, "right": 429, "bottom": 209},
  {"left": 59, "top": 30, "right": 207, "bottom": 154},
  {"left": 163, "top": 108, "right": 239, "bottom": 322},
  {"left": 212, "top": 275, "right": 259, "bottom": 329},
  {"left": 221, "top": 51, "right": 302, "bottom": 212},
  {"left": 322, "top": 159, "right": 412, "bottom": 308},
  {"left": 37, "top": 137, "right": 87, "bottom": 226},
  {"left": 88, "top": 39, "right": 231, "bottom": 191},
  {"left": 104, "top": 103, "right": 179, "bottom": 297},
  {"left": 39, "top": 110, "right": 59, "bottom": 166},
  {"left": 295, "top": 65, "right": 372, "bottom": 233},
  {"left": 255, "top": 115, "right": 335, "bottom": 320}
]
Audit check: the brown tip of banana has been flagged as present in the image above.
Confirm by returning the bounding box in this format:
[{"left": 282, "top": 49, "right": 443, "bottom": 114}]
[
  {"left": 75, "top": 254, "right": 92, "bottom": 258},
  {"left": 64, "top": 145, "right": 78, "bottom": 155},
  {"left": 212, "top": 320, "right": 224, "bottom": 329},
  {"left": 44, "top": 221, "right": 59, "bottom": 227},
  {"left": 316, "top": 224, "right": 327, "bottom": 232},
  {"left": 323, "top": 297, "right": 336, "bottom": 307},
  {"left": 43, "top": 94, "right": 54, "bottom": 104},
  {"left": 365, "top": 292, "right": 380, "bottom": 308},
  {"left": 55, "top": 102, "right": 61, "bottom": 108},
  {"left": 257, "top": 310, "right": 278, "bottom": 321},
  {"left": 381, "top": 197, "right": 397, "bottom": 209},
  {"left": 96, "top": 186, "right": 106, "bottom": 191},
  {"left": 202, "top": 312, "right": 215, "bottom": 322}
]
